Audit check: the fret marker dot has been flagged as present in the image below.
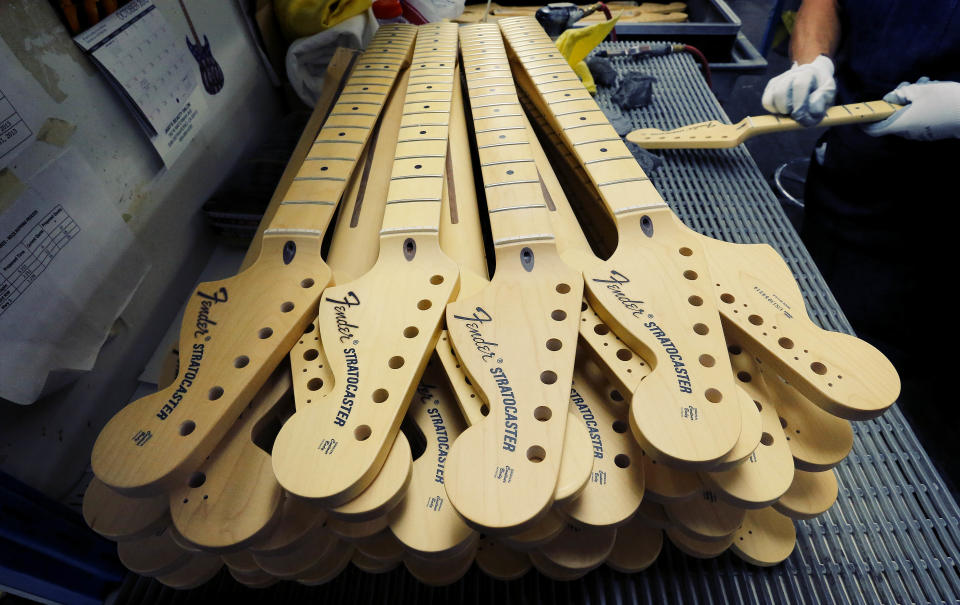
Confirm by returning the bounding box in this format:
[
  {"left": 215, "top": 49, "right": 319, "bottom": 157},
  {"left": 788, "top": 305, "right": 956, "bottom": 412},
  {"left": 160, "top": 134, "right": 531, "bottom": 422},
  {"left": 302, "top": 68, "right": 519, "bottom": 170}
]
[
  {"left": 580, "top": 116, "right": 586, "bottom": 120},
  {"left": 415, "top": 164, "right": 422, "bottom": 169},
  {"left": 565, "top": 93, "right": 571, "bottom": 97},
  {"left": 507, "top": 170, "right": 514, "bottom": 175},
  {"left": 338, "top": 132, "right": 345, "bottom": 136},
  {"left": 600, "top": 148, "right": 607, "bottom": 152},
  {"left": 420, "top": 130, "right": 426, "bottom": 134},
  {"left": 499, "top": 135, "right": 506, "bottom": 139},
  {"left": 321, "top": 166, "right": 328, "bottom": 171},
  {"left": 424, "top": 105, "right": 430, "bottom": 108}
]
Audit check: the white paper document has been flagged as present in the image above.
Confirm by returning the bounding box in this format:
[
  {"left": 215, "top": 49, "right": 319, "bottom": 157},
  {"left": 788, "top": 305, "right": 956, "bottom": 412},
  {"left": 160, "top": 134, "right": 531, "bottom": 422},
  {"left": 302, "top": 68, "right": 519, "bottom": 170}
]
[
  {"left": 0, "top": 149, "right": 150, "bottom": 404},
  {"left": 74, "top": 0, "right": 208, "bottom": 167}
]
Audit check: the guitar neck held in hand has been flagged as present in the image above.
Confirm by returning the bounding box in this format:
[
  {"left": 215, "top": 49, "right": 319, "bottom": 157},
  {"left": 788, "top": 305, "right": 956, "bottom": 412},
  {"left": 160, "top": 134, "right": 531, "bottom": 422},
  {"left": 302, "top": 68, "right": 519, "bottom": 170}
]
[{"left": 626, "top": 101, "right": 902, "bottom": 149}]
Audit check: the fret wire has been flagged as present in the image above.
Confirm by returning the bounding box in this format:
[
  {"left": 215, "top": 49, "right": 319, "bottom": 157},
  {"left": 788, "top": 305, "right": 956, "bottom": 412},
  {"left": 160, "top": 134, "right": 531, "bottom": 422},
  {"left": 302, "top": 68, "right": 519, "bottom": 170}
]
[
  {"left": 571, "top": 137, "right": 622, "bottom": 146},
  {"left": 553, "top": 108, "right": 605, "bottom": 117},
  {"left": 613, "top": 202, "right": 670, "bottom": 216},
  {"left": 475, "top": 125, "right": 525, "bottom": 134},
  {"left": 485, "top": 179, "right": 539, "bottom": 188},
  {"left": 279, "top": 200, "right": 337, "bottom": 206},
  {"left": 488, "top": 204, "right": 547, "bottom": 213},
  {"left": 472, "top": 112, "right": 523, "bottom": 120},
  {"left": 304, "top": 156, "right": 356, "bottom": 162},
  {"left": 585, "top": 155, "right": 635, "bottom": 164},
  {"left": 493, "top": 234, "right": 555, "bottom": 246},
  {"left": 481, "top": 158, "right": 536, "bottom": 167},
  {"left": 598, "top": 177, "right": 652, "bottom": 187},
  {"left": 477, "top": 141, "right": 528, "bottom": 149},
  {"left": 386, "top": 198, "right": 443, "bottom": 204},
  {"left": 564, "top": 121, "right": 612, "bottom": 130},
  {"left": 294, "top": 176, "right": 347, "bottom": 182},
  {"left": 391, "top": 174, "right": 444, "bottom": 181}
]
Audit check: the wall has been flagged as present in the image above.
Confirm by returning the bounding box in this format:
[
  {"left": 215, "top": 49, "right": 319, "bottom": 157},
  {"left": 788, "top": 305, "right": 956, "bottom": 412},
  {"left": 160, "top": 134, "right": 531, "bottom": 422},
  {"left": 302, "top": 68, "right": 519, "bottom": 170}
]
[{"left": 0, "top": 0, "right": 285, "bottom": 502}]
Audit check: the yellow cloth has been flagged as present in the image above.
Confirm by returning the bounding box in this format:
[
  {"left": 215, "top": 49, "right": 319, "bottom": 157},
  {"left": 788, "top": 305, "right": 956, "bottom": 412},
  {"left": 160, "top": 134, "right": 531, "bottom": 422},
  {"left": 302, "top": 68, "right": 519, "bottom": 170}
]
[
  {"left": 554, "top": 15, "right": 620, "bottom": 94},
  {"left": 274, "top": 0, "right": 373, "bottom": 40}
]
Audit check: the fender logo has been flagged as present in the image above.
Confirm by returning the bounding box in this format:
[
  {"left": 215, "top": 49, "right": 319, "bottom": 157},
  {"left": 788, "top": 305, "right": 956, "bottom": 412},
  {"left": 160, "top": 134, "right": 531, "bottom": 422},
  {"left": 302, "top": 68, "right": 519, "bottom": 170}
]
[
  {"left": 592, "top": 270, "right": 646, "bottom": 318},
  {"left": 326, "top": 291, "right": 360, "bottom": 343},
  {"left": 194, "top": 287, "right": 228, "bottom": 338},
  {"left": 451, "top": 307, "right": 498, "bottom": 362}
]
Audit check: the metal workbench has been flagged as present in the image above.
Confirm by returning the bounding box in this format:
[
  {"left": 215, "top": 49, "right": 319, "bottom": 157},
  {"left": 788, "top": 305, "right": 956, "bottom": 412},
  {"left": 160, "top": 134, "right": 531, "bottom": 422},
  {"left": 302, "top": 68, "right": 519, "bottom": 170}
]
[{"left": 113, "top": 43, "right": 960, "bottom": 605}]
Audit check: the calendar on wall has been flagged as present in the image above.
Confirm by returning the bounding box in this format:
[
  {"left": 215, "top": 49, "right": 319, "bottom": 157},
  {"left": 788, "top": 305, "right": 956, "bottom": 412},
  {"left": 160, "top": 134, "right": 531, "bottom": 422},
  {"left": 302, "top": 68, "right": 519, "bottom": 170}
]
[{"left": 74, "top": 0, "right": 209, "bottom": 166}]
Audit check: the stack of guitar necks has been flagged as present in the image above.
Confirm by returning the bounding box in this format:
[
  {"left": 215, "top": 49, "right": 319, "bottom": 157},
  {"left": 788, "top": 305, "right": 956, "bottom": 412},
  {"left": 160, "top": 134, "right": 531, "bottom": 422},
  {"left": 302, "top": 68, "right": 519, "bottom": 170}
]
[{"left": 83, "top": 20, "right": 899, "bottom": 589}]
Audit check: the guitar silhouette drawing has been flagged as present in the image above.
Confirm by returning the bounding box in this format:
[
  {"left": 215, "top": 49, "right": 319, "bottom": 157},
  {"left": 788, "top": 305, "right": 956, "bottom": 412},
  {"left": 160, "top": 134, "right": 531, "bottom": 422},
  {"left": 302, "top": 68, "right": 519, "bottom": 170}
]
[{"left": 177, "top": 0, "right": 224, "bottom": 94}]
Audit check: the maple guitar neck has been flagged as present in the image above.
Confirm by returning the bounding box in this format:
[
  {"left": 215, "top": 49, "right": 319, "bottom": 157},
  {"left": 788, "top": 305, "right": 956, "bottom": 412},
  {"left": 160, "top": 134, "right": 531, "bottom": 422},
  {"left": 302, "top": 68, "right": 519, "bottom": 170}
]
[
  {"left": 626, "top": 100, "right": 902, "bottom": 149},
  {"left": 90, "top": 25, "right": 416, "bottom": 496},
  {"left": 379, "top": 30, "right": 461, "bottom": 239},
  {"left": 498, "top": 18, "right": 668, "bottom": 224},
  {"left": 459, "top": 30, "right": 557, "bottom": 248}
]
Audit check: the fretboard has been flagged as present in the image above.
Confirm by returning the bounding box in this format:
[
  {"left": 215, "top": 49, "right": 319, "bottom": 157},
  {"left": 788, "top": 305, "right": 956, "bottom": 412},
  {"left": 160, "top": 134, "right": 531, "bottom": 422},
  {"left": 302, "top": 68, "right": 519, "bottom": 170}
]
[
  {"left": 459, "top": 23, "right": 556, "bottom": 248},
  {"left": 498, "top": 17, "right": 669, "bottom": 221},
  {"left": 267, "top": 24, "right": 416, "bottom": 238},
  {"left": 379, "top": 23, "right": 460, "bottom": 238}
]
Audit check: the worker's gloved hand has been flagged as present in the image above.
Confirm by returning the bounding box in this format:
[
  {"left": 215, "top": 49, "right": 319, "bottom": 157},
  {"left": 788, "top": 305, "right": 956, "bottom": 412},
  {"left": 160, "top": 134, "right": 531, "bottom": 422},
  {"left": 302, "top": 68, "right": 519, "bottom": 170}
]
[
  {"left": 863, "top": 78, "right": 960, "bottom": 141},
  {"left": 761, "top": 55, "right": 836, "bottom": 127}
]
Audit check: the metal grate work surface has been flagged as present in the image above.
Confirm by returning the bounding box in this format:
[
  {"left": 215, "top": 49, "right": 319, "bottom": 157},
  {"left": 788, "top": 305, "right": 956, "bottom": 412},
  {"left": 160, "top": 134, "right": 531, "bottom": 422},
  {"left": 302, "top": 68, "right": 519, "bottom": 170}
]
[{"left": 114, "top": 44, "right": 960, "bottom": 605}]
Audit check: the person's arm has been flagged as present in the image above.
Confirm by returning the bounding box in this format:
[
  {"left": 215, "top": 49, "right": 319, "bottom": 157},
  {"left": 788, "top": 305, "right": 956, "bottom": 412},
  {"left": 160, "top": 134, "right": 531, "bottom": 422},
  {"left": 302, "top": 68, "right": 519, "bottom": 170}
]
[
  {"left": 791, "top": 0, "right": 841, "bottom": 64},
  {"left": 761, "top": 0, "right": 841, "bottom": 126}
]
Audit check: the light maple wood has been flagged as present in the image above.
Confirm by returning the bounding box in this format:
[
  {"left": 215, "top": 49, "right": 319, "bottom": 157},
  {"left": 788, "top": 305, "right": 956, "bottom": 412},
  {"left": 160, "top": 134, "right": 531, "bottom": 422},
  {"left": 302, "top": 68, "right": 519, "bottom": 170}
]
[
  {"left": 116, "top": 526, "right": 191, "bottom": 576},
  {"left": 83, "top": 477, "right": 168, "bottom": 542},
  {"left": 529, "top": 551, "right": 592, "bottom": 580},
  {"left": 444, "top": 23, "right": 583, "bottom": 536},
  {"left": 433, "top": 100, "right": 595, "bottom": 507},
  {"left": 605, "top": 516, "right": 664, "bottom": 572},
  {"left": 730, "top": 506, "right": 797, "bottom": 566},
  {"left": 388, "top": 356, "right": 476, "bottom": 556},
  {"left": 296, "top": 539, "right": 355, "bottom": 585},
  {"left": 222, "top": 549, "right": 259, "bottom": 573},
  {"left": 558, "top": 357, "right": 645, "bottom": 528},
  {"left": 155, "top": 551, "right": 223, "bottom": 589},
  {"left": 500, "top": 17, "right": 742, "bottom": 470},
  {"left": 326, "top": 514, "right": 390, "bottom": 541},
  {"left": 252, "top": 522, "right": 337, "bottom": 578},
  {"left": 229, "top": 565, "right": 278, "bottom": 588},
  {"left": 476, "top": 537, "right": 532, "bottom": 580},
  {"left": 642, "top": 450, "right": 699, "bottom": 503},
  {"left": 636, "top": 499, "right": 673, "bottom": 529},
  {"left": 403, "top": 536, "right": 479, "bottom": 586},
  {"left": 706, "top": 247, "right": 899, "bottom": 420},
  {"left": 249, "top": 494, "right": 325, "bottom": 555},
  {"left": 757, "top": 346, "right": 854, "bottom": 471},
  {"left": 91, "top": 25, "right": 417, "bottom": 496},
  {"left": 500, "top": 508, "right": 567, "bottom": 550},
  {"left": 627, "top": 101, "right": 901, "bottom": 149},
  {"left": 703, "top": 344, "right": 795, "bottom": 508},
  {"left": 773, "top": 468, "right": 838, "bottom": 519},
  {"left": 351, "top": 551, "right": 400, "bottom": 574},
  {"left": 242, "top": 46, "right": 361, "bottom": 271},
  {"left": 666, "top": 526, "right": 733, "bottom": 558},
  {"left": 664, "top": 482, "right": 746, "bottom": 541},
  {"left": 436, "top": 332, "right": 594, "bottom": 505},
  {"left": 273, "top": 24, "right": 461, "bottom": 505},
  {"left": 355, "top": 528, "right": 405, "bottom": 563},
  {"left": 286, "top": 70, "right": 416, "bottom": 522},
  {"left": 168, "top": 367, "right": 291, "bottom": 551},
  {"left": 536, "top": 524, "right": 617, "bottom": 572}
]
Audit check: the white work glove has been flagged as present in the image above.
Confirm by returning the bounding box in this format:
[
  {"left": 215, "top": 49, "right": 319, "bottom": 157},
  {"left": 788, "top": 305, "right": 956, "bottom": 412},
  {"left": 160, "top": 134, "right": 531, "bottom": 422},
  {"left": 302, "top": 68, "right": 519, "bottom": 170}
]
[
  {"left": 761, "top": 55, "right": 836, "bottom": 127},
  {"left": 863, "top": 77, "right": 960, "bottom": 141}
]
